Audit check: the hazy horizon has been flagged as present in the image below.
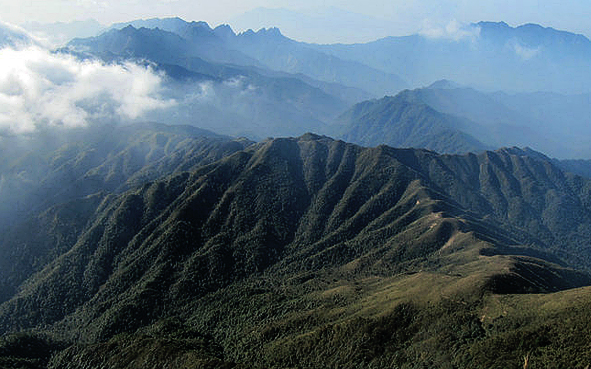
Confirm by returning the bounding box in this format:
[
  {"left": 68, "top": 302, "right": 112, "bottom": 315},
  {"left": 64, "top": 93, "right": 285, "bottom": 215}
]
[{"left": 5, "top": 0, "right": 591, "bottom": 44}]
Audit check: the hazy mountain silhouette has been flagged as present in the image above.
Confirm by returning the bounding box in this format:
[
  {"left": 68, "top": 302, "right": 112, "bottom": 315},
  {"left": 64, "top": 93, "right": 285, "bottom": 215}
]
[
  {"left": 312, "top": 21, "right": 591, "bottom": 94},
  {"left": 488, "top": 90, "right": 591, "bottom": 158},
  {"left": 0, "top": 22, "right": 36, "bottom": 47},
  {"left": 68, "top": 25, "right": 352, "bottom": 138},
  {"left": 21, "top": 19, "right": 104, "bottom": 46},
  {"left": 103, "top": 18, "right": 407, "bottom": 96},
  {"left": 70, "top": 19, "right": 591, "bottom": 158},
  {"left": 220, "top": 27, "right": 407, "bottom": 96},
  {"left": 229, "top": 7, "right": 397, "bottom": 44},
  {"left": 333, "top": 81, "right": 589, "bottom": 159}
]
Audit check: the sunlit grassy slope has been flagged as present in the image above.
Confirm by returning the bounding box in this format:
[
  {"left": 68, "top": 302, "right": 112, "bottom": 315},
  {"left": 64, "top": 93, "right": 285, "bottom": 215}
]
[{"left": 42, "top": 268, "right": 591, "bottom": 368}]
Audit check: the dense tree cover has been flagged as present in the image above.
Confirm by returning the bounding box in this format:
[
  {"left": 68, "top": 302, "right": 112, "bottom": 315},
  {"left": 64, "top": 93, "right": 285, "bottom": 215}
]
[
  {"left": 1, "top": 132, "right": 591, "bottom": 367},
  {"left": 0, "top": 124, "right": 251, "bottom": 304},
  {"left": 338, "top": 94, "right": 488, "bottom": 154}
]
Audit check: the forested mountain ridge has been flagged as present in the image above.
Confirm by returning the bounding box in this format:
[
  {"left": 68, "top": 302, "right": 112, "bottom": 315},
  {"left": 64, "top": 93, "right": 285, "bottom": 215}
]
[
  {"left": 2, "top": 132, "right": 591, "bottom": 367},
  {"left": 339, "top": 83, "right": 591, "bottom": 159},
  {"left": 337, "top": 92, "right": 489, "bottom": 154},
  {"left": 0, "top": 124, "right": 252, "bottom": 306}
]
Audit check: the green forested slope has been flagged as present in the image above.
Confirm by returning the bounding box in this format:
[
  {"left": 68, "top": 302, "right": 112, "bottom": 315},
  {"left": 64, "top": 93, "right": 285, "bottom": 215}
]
[
  {"left": 0, "top": 124, "right": 251, "bottom": 304},
  {"left": 338, "top": 94, "right": 488, "bottom": 154},
  {"left": 1, "top": 133, "right": 591, "bottom": 368}
]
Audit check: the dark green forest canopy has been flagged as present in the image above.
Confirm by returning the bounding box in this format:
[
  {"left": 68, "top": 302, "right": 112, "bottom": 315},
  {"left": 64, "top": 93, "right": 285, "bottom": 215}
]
[{"left": 1, "top": 128, "right": 591, "bottom": 368}]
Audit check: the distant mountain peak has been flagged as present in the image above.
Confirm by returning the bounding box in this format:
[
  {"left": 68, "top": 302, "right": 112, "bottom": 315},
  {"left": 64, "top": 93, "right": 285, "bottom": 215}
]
[
  {"left": 187, "top": 20, "right": 211, "bottom": 28},
  {"left": 213, "top": 24, "right": 236, "bottom": 39},
  {"left": 338, "top": 90, "right": 489, "bottom": 155},
  {"left": 476, "top": 20, "right": 591, "bottom": 45},
  {"left": 237, "top": 26, "right": 287, "bottom": 41},
  {"left": 475, "top": 21, "right": 510, "bottom": 29},
  {"left": 256, "top": 27, "right": 284, "bottom": 37},
  {"left": 108, "top": 17, "right": 191, "bottom": 35},
  {"left": 427, "top": 79, "right": 463, "bottom": 90},
  {"left": 518, "top": 23, "right": 546, "bottom": 30}
]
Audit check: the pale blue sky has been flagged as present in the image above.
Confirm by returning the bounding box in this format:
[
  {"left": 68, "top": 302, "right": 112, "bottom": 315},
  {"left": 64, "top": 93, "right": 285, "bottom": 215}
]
[{"left": 4, "top": 0, "right": 591, "bottom": 42}]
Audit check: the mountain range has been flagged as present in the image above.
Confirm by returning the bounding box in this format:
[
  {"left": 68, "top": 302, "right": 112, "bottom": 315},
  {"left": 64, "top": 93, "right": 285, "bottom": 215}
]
[
  {"left": 336, "top": 81, "right": 591, "bottom": 159},
  {"left": 106, "top": 17, "right": 407, "bottom": 96},
  {"left": 66, "top": 24, "right": 374, "bottom": 139},
  {"left": 21, "top": 16, "right": 591, "bottom": 97},
  {"left": 2, "top": 125, "right": 591, "bottom": 367},
  {"left": 100, "top": 17, "right": 591, "bottom": 95},
  {"left": 61, "top": 18, "right": 591, "bottom": 159},
  {"left": 313, "top": 21, "right": 591, "bottom": 94},
  {"left": 3, "top": 16, "right": 591, "bottom": 369}
]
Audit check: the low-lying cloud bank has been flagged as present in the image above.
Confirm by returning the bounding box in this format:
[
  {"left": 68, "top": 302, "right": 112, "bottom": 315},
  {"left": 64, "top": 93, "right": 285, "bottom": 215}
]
[{"left": 0, "top": 44, "right": 175, "bottom": 135}]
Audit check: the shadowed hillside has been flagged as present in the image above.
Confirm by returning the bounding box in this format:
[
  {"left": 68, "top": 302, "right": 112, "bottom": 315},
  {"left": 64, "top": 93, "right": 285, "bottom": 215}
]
[{"left": 0, "top": 124, "right": 252, "bottom": 304}]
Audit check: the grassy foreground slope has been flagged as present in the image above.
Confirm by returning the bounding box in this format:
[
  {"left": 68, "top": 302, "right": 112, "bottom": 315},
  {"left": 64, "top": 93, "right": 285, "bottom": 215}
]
[{"left": 44, "top": 274, "right": 591, "bottom": 368}]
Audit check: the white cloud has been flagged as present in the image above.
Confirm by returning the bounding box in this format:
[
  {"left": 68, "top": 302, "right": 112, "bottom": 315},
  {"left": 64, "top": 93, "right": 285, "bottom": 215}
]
[
  {"left": 0, "top": 20, "right": 42, "bottom": 48},
  {"left": 222, "top": 76, "right": 258, "bottom": 95},
  {"left": 0, "top": 45, "right": 175, "bottom": 134},
  {"left": 419, "top": 20, "right": 481, "bottom": 41},
  {"left": 510, "top": 41, "right": 541, "bottom": 60}
]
